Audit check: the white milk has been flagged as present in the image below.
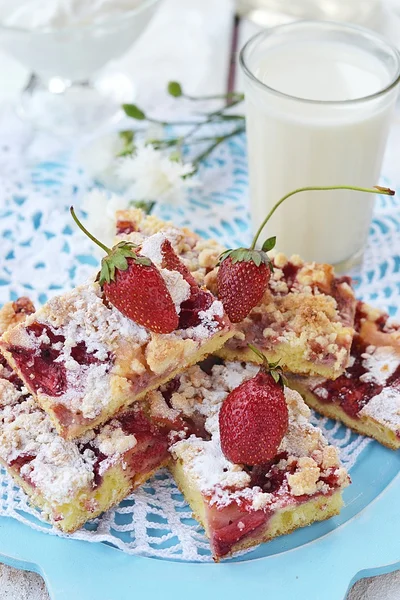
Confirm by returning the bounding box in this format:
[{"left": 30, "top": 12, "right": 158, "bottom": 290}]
[{"left": 242, "top": 26, "right": 400, "bottom": 266}]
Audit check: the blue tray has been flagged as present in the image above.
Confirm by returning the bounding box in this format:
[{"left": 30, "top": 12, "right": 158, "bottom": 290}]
[
  {"left": 1, "top": 141, "right": 399, "bottom": 599},
  {"left": 0, "top": 441, "right": 398, "bottom": 600}
]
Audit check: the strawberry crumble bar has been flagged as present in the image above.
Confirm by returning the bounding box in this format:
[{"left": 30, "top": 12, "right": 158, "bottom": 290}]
[
  {"left": 0, "top": 376, "right": 171, "bottom": 533},
  {"left": 289, "top": 302, "right": 400, "bottom": 450},
  {"left": 0, "top": 234, "right": 233, "bottom": 440},
  {"left": 0, "top": 301, "right": 349, "bottom": 545},
  {"left": 163, "top": 362, "right": 350, "bottom": 560},
  {"left": 115, "top": 209, "right": 356, "bottom": 379},
  {"left": 0, "top": 300, "right": 209, "bottom": 532}
]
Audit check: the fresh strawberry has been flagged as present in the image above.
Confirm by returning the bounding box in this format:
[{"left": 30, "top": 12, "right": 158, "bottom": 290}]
[
  {"left": 216, "top": 185, "right": 396, "bottom": 323},
  {"left": 160, "top": 238, "right": 197, "bottom": 289},
  {"left": 217, "top": 252, "right": 272, "bottom": 323},
  {"left": 219, "top": 348, "right": 288, "bottom": 465},
  {"left": 70, "top": 208, "right": 178, "bottom": 334},
  {"left": 103, "top": 256, "right": 179, "bottom": 333}
]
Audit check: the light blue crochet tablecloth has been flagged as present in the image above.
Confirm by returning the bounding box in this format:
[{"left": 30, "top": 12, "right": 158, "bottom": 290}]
[{"left": 0, "top": 116, "right": 399, "bottom": 598}]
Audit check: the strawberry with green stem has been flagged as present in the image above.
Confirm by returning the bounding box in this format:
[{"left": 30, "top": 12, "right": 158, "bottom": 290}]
[
  {"left": 70, "top": 207, "right": 179, "bottom": 333},
  {"left": 217, "top": 185, "right": 395, "bottom": 323},
  {"left": 219, "top": 344, "right": 288, "bottom": 465}
]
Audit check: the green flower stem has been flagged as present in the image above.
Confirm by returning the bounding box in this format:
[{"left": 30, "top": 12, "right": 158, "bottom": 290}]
[
  {"left": 146, "top": 117, "right": 203, "bottom": 126},
  {"left": 183, "top": 92, "right": 244, "bottom": 102},
  {"left": 70, "top": 207, "right": 111, "bottom": 254},
  {"left": 191, "top": 126, "right": 246, "bottom": 169},
  {"left": 151, "top": 132, "right": 244, "bottom": 149},
  {"left": 250, "top": 185, "right": 395, "bottom": 250}
]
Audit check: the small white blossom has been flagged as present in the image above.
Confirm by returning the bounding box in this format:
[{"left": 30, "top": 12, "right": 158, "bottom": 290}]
[
  {"left": 117, "top": 143, "right": 197, "bottom": 206},
  {"left": 78, "top": 133, "right": 125, "bottom": 190},
  {"left": 81, "top": 189, "right": 129, "bottom": 250}
]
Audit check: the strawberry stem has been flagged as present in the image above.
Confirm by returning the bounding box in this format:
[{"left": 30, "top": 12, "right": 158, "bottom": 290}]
[
  {"left": 70, "top": 207, "right": 112, "bottom": 254},
  {"left": 249, "top": 185, "right": 395, "bottom": 250}
]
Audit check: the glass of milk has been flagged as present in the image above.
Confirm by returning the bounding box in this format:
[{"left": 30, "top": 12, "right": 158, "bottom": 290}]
[{"left": 240, "top": 21, "right": 400, "bottom": 268}]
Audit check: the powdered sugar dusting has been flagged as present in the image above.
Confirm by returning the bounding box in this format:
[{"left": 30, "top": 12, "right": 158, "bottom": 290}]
[
  {"left": 141, "top": 232, "right": 166, "bottom": 266},
  {"left": 170, "top": 362, "right": 348, "bottom": 510},
  {"left": 360, "top": 387, "right": 400, "bottom": 434},
  {"left": 159, "top": 269, "right": 190, "bottom": 314},
  {"left": 0, "top": 378, "right": 145, "bottom": 505},
  {"left": 182, "top": 300, "right": 225, "bottom": 340},
  {"left": 360, "top": 346, "right": 400, "bottom": 386}
]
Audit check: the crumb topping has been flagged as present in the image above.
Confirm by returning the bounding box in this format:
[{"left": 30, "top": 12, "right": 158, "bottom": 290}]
[
  {"left": 301, "top": 301, "right": 400, "bottom": 433},
  {"left": 0, "top": 274, "right": 228, "bottom": 425},
  {"left": 168, "top": 362, "right": 349, "bottom": 510},
  {"left": 0, "top": 378, "right": 151, "bottom": 505}
]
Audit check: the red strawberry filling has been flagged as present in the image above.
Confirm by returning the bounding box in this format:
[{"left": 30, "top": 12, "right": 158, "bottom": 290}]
[
  {"left": 311, "top": 336, "right": 400, "bottom": 418},
  {"left": 206, "top": 501, "right": 267, "bottom": 558},
  {"left": 6, "top": 323, "right": 109, "bottom": 398},
  {"left": 0, "top": 353, "right": 23, "bottom": 389},
  {"left": 179, "top": 290, "right": 213, "bottom": 329},
  {"left": 108, "top": 410, "right": 169, "bottom": 477},
  {"left": 280, "top": 261, "right": 301, "bottom": 291},
  {"left": 116, "top": 220, "right": 136, "bottom": 235},
  {"left": 160, "top": 239, "right": 197, "bottom": 290}
]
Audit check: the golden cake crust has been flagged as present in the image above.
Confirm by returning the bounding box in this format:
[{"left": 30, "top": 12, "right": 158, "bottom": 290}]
[{"left": 115, "top": 210, "right": 356, "bottom": 379}]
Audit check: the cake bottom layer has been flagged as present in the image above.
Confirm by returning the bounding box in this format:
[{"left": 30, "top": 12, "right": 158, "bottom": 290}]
[
  {"left": 170, "top": 460, "right": 344, "bottom": 561},
  {"left": 216, "top": 344, "right": 342, "bottom": 381},
  {"left": 4, "top": 457, "right": 170, "bottom": 533},
  {"left": 289, "top": 379, "right": 400, "bottom": 451}
]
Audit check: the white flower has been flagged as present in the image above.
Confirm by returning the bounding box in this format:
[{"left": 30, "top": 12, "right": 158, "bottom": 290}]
[
  {"left": 116, "top": 143, "right": 197, "bottom": 206},
  {"left": 78, "top": 133, "right": 126, "bottom": 190},
  {"left": 81, "top": 189, "right": 130, "bottom": 250}
]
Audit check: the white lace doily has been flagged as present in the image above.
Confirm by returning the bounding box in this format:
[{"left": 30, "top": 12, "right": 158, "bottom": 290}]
[{"left": 1, "top": 112, "right": 399, "bottom": 561}]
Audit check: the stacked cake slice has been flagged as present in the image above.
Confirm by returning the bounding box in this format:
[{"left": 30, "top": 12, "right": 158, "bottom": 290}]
[
  {"left": 115, "top": 209, "right": 356, "bottom": 379},
  {"left": 0, "top": 209, "right": 378, "bottom": 560},
  {"left": 289, "top": 302, "right": 400, "bottom": 449},
  {"left": 0, "top": 299, "right": 350, "bottom": 557},
  {"left": 116, "top": 208, "right": 400, "bottom": 449},
  {"left": 0, "top": 233, "right": 232, "bottom": 439}
]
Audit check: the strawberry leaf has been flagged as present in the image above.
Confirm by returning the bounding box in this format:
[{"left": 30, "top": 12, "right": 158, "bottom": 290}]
[
  {"left": 217, "top": 249, "right": 233, "bottom": 265},
  {"left": 262, "top": 236, "right": 276, "bottom": 252},
  {"left": 100, "top": 259, "right": 111, "bottom": 285},
  {"left": 98, "top": 242, "right": 151, "bottom": 286},
  {"left": 248, "top": 344, "right": 287, "bottom": 388},
  {"left": 129, "top": 200, "right": 156, "bottom": 215}
]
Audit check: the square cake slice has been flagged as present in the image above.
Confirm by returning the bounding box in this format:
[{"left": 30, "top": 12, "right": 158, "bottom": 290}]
[
  {"left": 0, "top": 377, "right": 172, "bottom": 533},
  {"left": 0, "top": 234, "right": 233, "bottom": 440},
  {"left": 155, "top": 362, "right": 350, "bottom": 560},
  {"left": 288, "top": 302, "right": 400, "bottom": 450},
  {"left": 0, "top": 300, "right": 174, "bottom": 532},
  {"left": 115, "top": 209, "right": 356, "bottom": 379}
]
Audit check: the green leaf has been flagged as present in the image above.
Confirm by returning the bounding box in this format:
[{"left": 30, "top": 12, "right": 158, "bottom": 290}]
[
  {"left": 99, "top": 259, "right": 111, "bottom": 285},
  {"left": 136, "top": 256, "right": 152, "bottom": 267},
  {"left": 112, "top": 253, "right": 129, "bottom": 271},
  {"left": 217, "top": 249, "right": 233, "bottom": 265},
  {"left": 122, "top": 104, "right": 146, "bottom": 120},
  {"left": 169, "top": 150, "right": 181, "bottom": 162},
  {"left": 262, "top": 236, "right": 276, "bottom": 252},
  {"left": 167, "top": 81, "right": 183, "bottom": 97}
]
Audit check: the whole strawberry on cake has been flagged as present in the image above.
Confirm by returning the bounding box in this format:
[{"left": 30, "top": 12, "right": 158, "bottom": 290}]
[
  {"left": 0, "top": 211, "right": 233, "bottom": 439},
  {"left": 115, "top": 185, "right": 394, "bottom": 380}
]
